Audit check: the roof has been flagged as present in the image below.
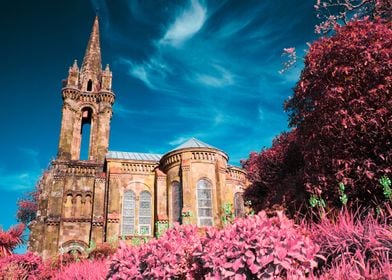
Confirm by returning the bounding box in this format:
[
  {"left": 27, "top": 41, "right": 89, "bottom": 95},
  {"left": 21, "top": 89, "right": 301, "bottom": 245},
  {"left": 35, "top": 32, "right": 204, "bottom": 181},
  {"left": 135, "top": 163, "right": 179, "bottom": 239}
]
[
  {"left": 106, "top": 138, "right": 222, "bottom": 161},
  {"left": 170, "top": 138, "right": 218, "bottom": 152},
  {"left": 106, "top": 151, "right": 162, "bottom": 161}
]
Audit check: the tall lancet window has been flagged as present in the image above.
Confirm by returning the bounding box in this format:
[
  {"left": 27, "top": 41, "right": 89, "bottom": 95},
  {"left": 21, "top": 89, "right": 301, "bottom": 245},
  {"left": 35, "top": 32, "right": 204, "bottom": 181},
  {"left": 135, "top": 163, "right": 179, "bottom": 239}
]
[
  {"left": 139, "top": 191, "right": 152, "bottom": 235},
  {"left": 80, "top": 107, "right": 92, "bottom": 160},
  {"left": 122, "top": 190, "right": 136, "bottom": 235},
  {"left": 87, "top": 79, "right": 93, "bottom": 91},
  {"left": 197, "top": 179, "right": 213, "bottom": 226},
  {"left": 171, "top": 181, "right": 183, "bottom": 224},
  {"left": 234, "top": 192, "right": 245, "bottom": 217}
]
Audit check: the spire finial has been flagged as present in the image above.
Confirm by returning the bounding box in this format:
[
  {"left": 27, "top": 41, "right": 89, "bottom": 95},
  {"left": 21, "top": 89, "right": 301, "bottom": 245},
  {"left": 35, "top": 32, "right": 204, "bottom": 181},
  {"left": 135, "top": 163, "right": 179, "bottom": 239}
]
[{"left": 80, "top": 16, "right": 102, "bottom": 90}]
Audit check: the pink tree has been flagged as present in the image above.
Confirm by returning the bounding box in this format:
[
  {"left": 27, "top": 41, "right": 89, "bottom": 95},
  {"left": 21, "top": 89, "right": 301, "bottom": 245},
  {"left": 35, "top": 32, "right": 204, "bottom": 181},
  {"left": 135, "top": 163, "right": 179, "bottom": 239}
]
[
  {"left": 285, "top": 19, "right": 392, "bottom": 208},
  {"left": 0, "top": 224, "right": 25, "bottom": 257}
]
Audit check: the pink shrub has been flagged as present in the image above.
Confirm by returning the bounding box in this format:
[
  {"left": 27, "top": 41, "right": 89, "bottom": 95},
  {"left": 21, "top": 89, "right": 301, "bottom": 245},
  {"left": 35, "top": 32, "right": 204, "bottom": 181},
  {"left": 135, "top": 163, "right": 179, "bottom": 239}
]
[
  {"left": 311, "top": 209, "right": 392, "bottom": 277},
  {"left": 0, "top": 252, "right": 52, "bottom": 279},
  {"left": 318, "top": 251, "right": 392, "bottom": 280},
  {"left": 199, "top": 211, "right": 320, "bottom": 279},
  {"left": 107, "top": 224, "right": 203, "bottom": 279},
  {"left": 107, "top": 212, "right": 321, "bottom": 279},
  {"left": 54, "top": 259, "right": 108, "bottom": 280}
]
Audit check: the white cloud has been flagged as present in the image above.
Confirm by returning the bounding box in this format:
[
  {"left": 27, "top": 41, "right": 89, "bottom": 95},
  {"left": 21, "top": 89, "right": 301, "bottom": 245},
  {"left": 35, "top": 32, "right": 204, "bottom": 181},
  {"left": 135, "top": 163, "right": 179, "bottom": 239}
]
[
  {"left": 132, "top": 64, "right": 155, "bottom": 89},
  {"left": 258, "top": 107, "right": 265, "bottom": 120},
  {"left": 0, "top": 168, "right": 41, "bottom": 192},
  {"left": 119, "top": 57, "right": 175, "bottom": 91},
  {"left": 169, "top": 136, "right": 188, "bottom": 146},
  {"left": 194, "top": 64, "right": 234, "bottom": 88},
  {"left": 160, "top": 0, "right": 207, "bottom": 47},
  {"left": 0, "top": 147, "right": 43, "bottom": 192}
]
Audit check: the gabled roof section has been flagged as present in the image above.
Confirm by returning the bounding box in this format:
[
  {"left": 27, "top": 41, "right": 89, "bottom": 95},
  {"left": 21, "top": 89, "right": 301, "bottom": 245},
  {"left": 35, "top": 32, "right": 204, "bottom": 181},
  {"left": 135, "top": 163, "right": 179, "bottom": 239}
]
[
  {"left": 171, "top": 138, "right": 218, "bottom": 152},
  {"left": 106, "top": 151, "right": 162, "bottom": 162}
]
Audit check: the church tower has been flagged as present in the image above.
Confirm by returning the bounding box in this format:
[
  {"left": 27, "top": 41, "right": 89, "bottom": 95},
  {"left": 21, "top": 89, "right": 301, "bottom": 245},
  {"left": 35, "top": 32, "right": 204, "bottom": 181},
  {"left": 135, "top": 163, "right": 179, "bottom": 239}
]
[
  {"left": 29, "top": 17, "right": 116, "bottom": 259},
  {"left": 58, "top": 16, "right": 115, "bottom": 162}
]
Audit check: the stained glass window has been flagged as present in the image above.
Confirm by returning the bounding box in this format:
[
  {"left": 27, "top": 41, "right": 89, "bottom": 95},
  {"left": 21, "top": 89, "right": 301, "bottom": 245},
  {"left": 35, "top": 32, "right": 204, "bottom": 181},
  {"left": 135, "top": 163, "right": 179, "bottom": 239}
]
[
  {"left": 234, "top": 192, "right": 245, "bottom": 217},
  {"left": 197, "top": 179, "right": 213, "bottom": 226},
  {"left": 122, "top": 190, "right": 135, "bottom": 235},
  {"left": 172, "top": 181, "right": 183, "bottom": 224},
  {"left": 139, "top": 191, "right": 152, "bottom": 235}
]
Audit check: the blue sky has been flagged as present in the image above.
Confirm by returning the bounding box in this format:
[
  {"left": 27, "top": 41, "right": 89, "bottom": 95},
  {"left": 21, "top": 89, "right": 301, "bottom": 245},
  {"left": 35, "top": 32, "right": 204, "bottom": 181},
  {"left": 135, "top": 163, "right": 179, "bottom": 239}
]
[{"left": 0, "top": 0, "right": 318, "bottom": 244}]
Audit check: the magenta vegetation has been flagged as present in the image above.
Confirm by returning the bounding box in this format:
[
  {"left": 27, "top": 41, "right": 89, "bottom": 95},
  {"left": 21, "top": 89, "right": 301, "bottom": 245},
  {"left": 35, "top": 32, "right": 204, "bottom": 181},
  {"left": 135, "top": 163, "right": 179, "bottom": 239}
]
[
  {"left": 107, "top": 212, "right": 321, "bottom": 279},
  {"left": 311, "top": 209, "right": 392, "bottom": 279},
  {"left": 0, "top": 223, "right": 24, "bottom": 258},
  {"left": 245, "top": 19, "right": 392, "bottom": 212},
  {"left": 0, "top": 210, "right": 390, "bottom": 279},
  {"left": 53, "top": 259, "right": 108, "bottom": 280}
]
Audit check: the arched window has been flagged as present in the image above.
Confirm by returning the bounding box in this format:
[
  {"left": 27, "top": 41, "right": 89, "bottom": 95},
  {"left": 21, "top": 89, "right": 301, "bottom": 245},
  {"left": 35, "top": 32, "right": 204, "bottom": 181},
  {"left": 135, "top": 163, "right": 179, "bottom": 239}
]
[
  {"left": 171, "top": 181, "right": 182, "bottom": 224},
  {"left": 139, "top": 191, "right": 152, "bottom": 235},
  {"left": 80, "top": 108, "right": 93, "bottom": 160},
  {"left": 234, "top": 192, "right": 245, "bottom": 217},
  {"left": 74, "top": 194, "right": 82, "bottom": 217},
  {"left": 197, "top": 179, "right": 213, "bottom": 226},
  {"left": 83, "top": 194, "right": 92, "bottom": 218},
  {"left": 122, "top": 190, "right": 136, "bottom": 235},
  {"left": 87, "top": 79, "right": 93, "bottom": 91},
  {"left": 64, "top": 194, "right": 73, "bottom": 218}
]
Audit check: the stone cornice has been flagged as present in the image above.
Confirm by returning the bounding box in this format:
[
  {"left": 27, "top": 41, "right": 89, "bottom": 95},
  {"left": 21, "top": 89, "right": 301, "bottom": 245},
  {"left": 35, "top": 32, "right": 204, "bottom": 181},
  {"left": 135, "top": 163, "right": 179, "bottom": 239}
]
[
  {"left": 160, "top": 147, "right": 229, "bottom": 171},
  {"left": 227, "top": 166, "right": 247, "bottom": 181},
  {"left": 52, "top": 160, "right": 103, "bottom": 177}
]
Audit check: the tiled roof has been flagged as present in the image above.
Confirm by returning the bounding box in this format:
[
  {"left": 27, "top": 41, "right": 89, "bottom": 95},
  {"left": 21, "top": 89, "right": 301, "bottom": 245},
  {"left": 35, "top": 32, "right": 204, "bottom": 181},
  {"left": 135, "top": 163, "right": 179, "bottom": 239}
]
[
  {"left": 170, "top": 138, "right": 218, "bottom": 152},
  {"left": 106, "top": 151, "right": 162, "bottom": 161}
]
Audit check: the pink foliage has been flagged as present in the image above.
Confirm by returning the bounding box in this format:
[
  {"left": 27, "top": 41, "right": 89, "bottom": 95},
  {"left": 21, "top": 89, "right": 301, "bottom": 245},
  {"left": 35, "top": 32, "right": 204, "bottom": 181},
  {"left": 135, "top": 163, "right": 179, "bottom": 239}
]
[
  {"left": 285, "top": 19, "right": 392, "bottom": 208},
  {"left": 107, "top": 212, "right": 321, "bottom": 279},
  {"left": 200, "top": 211, "right": 320, "bottom": 279},
  {"left": 318, "top": 252, "right": 392, "bottom": 280},
  {"left": 0, "top": 223, "right": 24, "bottom": 257},
  {"left": 0, "top": 252, "right": 52, "bottom": 280},
  {"left": 314, "top": 0, "right": 391, "bottom": 34},
  {"left": 17, "top": 199, "right": 38, "bottom": 225},
  {"left": 242, "top": 130, "right": 306, "bottom": 216},
  {"left": 107, "top": 224, "right": 203, "bottom": 279},
  {"left": 310, "top": 209, "right": 392, "bottom": 278},
  {"left": 54, "top": 259, "right": 108, "bottom": 280},
  {"left": 280, "top": 47, "right": 297, "bottom": 74}
]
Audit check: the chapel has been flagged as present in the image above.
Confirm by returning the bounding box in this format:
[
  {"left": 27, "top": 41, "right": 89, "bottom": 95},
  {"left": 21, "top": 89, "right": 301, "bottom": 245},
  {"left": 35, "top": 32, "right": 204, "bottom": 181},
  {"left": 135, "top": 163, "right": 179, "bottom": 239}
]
[{"left": 29, "top": 17, "right": 248, "bottom": 259}]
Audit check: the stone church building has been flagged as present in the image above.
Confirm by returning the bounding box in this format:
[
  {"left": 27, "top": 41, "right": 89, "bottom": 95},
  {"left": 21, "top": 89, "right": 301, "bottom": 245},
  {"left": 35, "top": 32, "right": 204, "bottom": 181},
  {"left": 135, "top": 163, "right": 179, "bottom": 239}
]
[{"left": 29, "top": 17, "right": 248, "bottom": 259}]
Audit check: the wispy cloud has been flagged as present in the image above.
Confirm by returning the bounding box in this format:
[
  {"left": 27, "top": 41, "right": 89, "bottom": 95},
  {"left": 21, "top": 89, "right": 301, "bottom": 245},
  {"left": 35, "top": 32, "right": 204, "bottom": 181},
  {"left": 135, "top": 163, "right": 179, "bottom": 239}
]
[
  {"left": 118, "top": 56, "right": 174, "bottom": 91},
  {"left": 107, "top": 0, "right": 316, "bottom": 165},
  {"left": 0, "top": 147, "right": 42, "bottom": 192},
  {"left": 160, "top": 0, "right": 207, "bottom": 47},
  {"left": 193, "top": 64, "right": 234, "bottom": 88},
  {"left": 168, "top": 136, "right": 189, "bottom": 146},
  {"left": 0, "top": 169, "right": 40, "bottom": 192}
]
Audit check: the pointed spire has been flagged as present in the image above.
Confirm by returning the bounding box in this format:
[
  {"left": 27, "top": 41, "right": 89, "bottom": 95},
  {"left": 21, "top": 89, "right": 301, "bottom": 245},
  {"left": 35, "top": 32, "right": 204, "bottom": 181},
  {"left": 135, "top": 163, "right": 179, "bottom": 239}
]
[
  {"left": 72, "top": 60, "right": 79, "bottom": 70},
  {"left": 80, "top": 16, "right": 102, "bottom": 91}
]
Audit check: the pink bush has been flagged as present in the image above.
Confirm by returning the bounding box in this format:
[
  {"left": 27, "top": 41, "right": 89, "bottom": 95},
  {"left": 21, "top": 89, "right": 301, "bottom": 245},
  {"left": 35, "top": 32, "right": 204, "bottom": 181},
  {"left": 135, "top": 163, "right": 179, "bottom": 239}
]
[
  {"left": 311, "top": 209, "right": 392, "bottom": 277},
  {"left": 107, "top": 224, "right": 203, "bottom": 279},
  {"left": 318, "top": 251, "right": 392, "bottom": 280},
  {"left": 107, "top": 212, "right": 321, "bottom": 279},
  {"left": 199, "top": 211, "right": 320, "bottom": 279},
  {"left": 54, "top": 259, "right": 108, "bottom": 280},
  {"left": 0, "top": 252, "right": 52, "bottom": 279}
]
